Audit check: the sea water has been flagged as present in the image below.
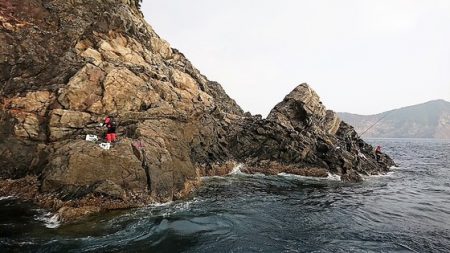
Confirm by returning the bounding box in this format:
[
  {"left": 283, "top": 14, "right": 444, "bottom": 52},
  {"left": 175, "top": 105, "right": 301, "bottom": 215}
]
[{"left": 1, "top": 139, "right": 449, "bottom": 252}]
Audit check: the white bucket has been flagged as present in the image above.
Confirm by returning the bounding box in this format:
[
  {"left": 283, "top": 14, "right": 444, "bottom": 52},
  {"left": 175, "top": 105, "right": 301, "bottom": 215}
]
[
  {"left": 85, "top": 134, "right": 98, "bottom": 142},
  {"left": 99, "top": 143, "right": 111, "bottom": 150}
]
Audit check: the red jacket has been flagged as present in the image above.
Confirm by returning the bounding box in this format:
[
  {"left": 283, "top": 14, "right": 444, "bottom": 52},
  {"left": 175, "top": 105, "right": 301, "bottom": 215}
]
[{"left": 375, "top": 146, "right": 381, "bottom": 153}]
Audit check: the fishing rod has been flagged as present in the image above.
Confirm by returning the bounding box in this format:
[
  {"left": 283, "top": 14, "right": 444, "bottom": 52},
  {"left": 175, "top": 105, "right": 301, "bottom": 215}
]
[{"left": 359, "top": 110, "right": 393, "bottom": 137}]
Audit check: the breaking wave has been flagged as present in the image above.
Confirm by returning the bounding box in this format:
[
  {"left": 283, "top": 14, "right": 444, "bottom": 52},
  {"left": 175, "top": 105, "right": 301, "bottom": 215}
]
[
  {"left": 34, "top": 211, "right": 60, "bottom": 229},
  {"left": 1, "top": 138, "right": 449, "bottom": 252}
]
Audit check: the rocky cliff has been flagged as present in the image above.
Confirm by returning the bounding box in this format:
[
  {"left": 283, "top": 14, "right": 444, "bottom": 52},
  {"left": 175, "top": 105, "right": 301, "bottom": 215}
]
[{"left": 0, "top": 0, "right": 394, "bottom": 221}]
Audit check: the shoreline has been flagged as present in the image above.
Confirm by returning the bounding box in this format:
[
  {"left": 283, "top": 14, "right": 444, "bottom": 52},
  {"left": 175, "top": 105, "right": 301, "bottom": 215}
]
[{"left": 0, "top": 162, "right": 394, "bottom": 224}]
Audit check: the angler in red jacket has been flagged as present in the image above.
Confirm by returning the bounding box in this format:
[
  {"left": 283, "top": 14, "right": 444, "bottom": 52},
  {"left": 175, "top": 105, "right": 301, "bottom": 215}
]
[
  {"left": 375, "top": 145, "right": 382, "bottom": 162},
  {"left": 103, "top": 116, "right": 117, "bottom": 143}
]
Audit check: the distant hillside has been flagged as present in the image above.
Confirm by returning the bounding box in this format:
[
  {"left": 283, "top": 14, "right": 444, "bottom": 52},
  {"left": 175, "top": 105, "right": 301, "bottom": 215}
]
[{"left": 338, "top": 100, "right": 450, "bottom": 139}]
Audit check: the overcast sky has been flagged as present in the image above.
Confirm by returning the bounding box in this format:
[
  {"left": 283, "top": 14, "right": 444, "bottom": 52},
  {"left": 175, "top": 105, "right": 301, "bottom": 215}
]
[{"left": 141, "top": 0, "right": 450, "bottom": 116}]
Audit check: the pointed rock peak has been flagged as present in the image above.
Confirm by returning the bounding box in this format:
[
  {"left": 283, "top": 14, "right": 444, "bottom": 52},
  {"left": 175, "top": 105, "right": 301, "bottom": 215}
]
[
  {"left": 278, "top": 83, "right": 325, "bottom": 115},
  {"left": 267, "top": 83, "right": 340, "bottom": 135},
  {"left": 284, "top": 83, "right": 317, "bottom": 101},
  {"left": 268, "top": 83, "right": 325, "bottom": 120}
]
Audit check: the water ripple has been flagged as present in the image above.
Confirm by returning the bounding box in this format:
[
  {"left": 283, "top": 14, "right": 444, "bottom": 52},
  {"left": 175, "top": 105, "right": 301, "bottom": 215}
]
[{"left": 1, "top": 139, "right": 450, "bottom": 252}]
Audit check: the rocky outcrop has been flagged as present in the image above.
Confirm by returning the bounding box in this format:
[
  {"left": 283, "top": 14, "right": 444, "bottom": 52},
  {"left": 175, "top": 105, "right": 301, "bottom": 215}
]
[
  {"left": 226, "top": 84, "right": 394, "bottom": 180},
  {"left": 0, "top": 0, "right": 394, "bottom": 222}
]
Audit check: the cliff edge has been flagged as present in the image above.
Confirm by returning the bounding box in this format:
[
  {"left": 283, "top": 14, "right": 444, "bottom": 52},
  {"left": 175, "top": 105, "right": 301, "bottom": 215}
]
[{"left": 0, "top": 0, "right": 394, "bottom": 222}]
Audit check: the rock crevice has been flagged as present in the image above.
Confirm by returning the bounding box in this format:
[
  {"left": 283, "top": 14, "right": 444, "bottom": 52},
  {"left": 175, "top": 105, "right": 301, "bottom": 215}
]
[{"left": 0, "top": 0, "right": 395, "bottom": 222}]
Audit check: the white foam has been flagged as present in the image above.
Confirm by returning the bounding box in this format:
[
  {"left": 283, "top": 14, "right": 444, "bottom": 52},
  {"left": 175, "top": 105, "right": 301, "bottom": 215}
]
[
  {"left": 199, "top": 163, "right": 246, "bottom": 180},
  {"left": 35, "top": 212, "right": 60, "bottom": 229},
  {"left": 148, "top": 201, "right": 173, "bottom": 208},
  {"left": 362, "top": 171, "right": 395, "bottom": 179},
  {"left": 0, "top": 196, "right": 14, "bottom": 200},
  {"left": 200, "top": 175, "right": 227, "bottom": 180},
  {"left": 229, "top": 163, "right": 244, "bottom": 175},
  {"left": 17, "top": 241, "right": 35, "bottom": 246},
  {"left": 144, "top": 198, "right": 202, "bottom": 213},
  {"left": 278, "top": 172, "right": 299, "bottom": 178},
  {"left": 326, "top": 173, "right": 342, "bottom": 181},
  {"left": 278, "top": 172, "right": 342, "bottom": 181},
  {"left": 152, "top": 200, "right": 198, "bottom": 218}
]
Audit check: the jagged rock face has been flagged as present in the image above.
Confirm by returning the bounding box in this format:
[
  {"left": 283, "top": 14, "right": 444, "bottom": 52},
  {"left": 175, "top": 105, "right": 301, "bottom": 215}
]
[
  {"left": 0, "top": 0, "right": 394, "bottom": 216},
  {"left": 0, "top": 0, "right": 242, "bottom": 202},
  {"left": 228, "top": 85, "right": 394, "bottom": 179},
  {"left": 41, "top": 140, "right": 147, "bottom": 200},
  {"left": 267, "top": 84, "right": 341, "bottom": 135}
]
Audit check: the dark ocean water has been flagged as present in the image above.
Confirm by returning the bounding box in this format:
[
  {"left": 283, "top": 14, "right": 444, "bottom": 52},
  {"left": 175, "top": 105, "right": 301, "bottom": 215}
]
[{"left": 1, "top": 138, "right": 449, "bottom": 253}]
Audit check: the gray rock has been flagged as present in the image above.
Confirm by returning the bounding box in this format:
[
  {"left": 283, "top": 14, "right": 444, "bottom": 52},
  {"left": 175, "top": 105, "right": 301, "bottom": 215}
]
[{"left": 0, "top": 0, "right": 395, "bottom": 218}]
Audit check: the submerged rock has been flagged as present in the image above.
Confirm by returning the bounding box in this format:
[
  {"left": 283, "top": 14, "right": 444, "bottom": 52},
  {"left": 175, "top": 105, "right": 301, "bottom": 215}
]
[{"left": 0, "top": 0, "right": 394, "bottom": 221}]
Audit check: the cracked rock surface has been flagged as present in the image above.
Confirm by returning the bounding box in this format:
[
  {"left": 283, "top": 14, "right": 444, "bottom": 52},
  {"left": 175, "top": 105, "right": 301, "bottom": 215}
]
[{"left": 0, "top": 0, "right": 394, "bottom": 221}]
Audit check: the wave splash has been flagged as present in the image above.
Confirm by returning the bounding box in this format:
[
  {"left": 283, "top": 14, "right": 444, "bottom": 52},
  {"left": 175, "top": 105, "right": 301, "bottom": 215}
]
[{"left": 35, "top": 211, "right": 60, "bottom": 229}]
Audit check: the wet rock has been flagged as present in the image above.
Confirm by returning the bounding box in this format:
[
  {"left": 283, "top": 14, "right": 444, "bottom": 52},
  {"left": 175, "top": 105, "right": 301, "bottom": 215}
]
[
  {"left": 243, "top": 164, "right": 329, "bottom": 178},
  {"left": 57, "top": 206, "right": 101, "bottom": 223},
  {"left": 284, "top": 167, "right": 329, "bottom": 177},
  {"left": 41, "top": 140, "right": 147, "bottom": 199},
  {"left": 341, "top": 170, "right": 363, "bottom": 183},
  {"left": 197, "top": 161, "right": 237, "bottom": 177},
  {"left": 228, "top": 83, "right": 395, "bottom": 180},
  {"left": 92, "top": 180, "right": 127, "bottom": 200},
  {"left": 0, "top": 0, "right": 395, "bottom": 222}
]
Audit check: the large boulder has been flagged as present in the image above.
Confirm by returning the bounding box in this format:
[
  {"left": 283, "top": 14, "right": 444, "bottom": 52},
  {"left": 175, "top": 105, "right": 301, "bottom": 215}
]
[{"left": 41, "top": 140, "right": 147, "bottom": 199}]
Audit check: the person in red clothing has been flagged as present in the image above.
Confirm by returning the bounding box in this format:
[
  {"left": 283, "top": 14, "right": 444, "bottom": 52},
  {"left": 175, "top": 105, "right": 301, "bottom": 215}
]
[
  {"left": 375, "top": 145, "right": 382, "bottom": 162},
  {"left": 103, "top": 116, "right": 117, "bottom": 143}
]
